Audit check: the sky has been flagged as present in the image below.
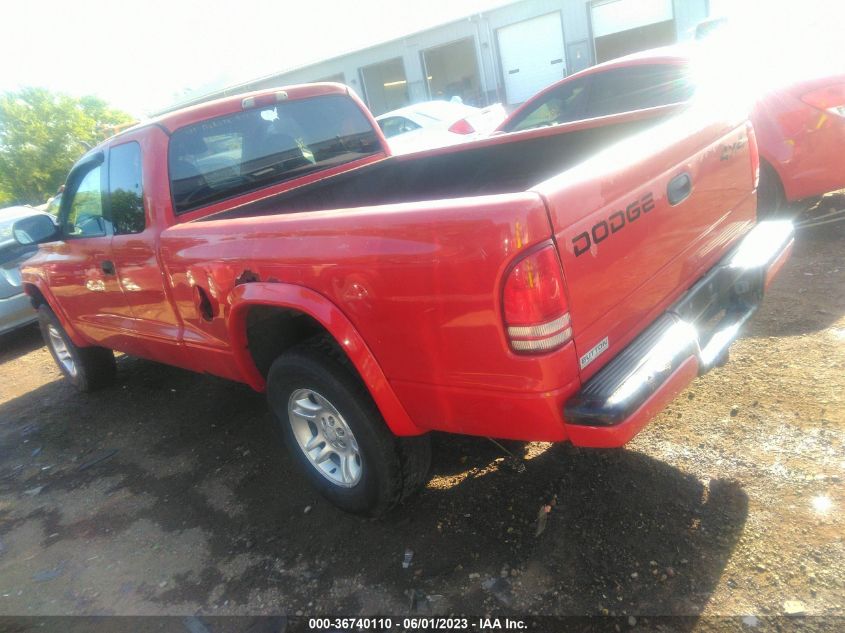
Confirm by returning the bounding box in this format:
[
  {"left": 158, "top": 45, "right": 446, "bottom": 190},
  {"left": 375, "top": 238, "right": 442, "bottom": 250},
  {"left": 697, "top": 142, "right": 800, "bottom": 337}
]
[
  {"left": 0, "top": 0, "right": 511, "bottom": 117},
  {"left": 2, "top": 0, "right": 842, "bottom": 118}
]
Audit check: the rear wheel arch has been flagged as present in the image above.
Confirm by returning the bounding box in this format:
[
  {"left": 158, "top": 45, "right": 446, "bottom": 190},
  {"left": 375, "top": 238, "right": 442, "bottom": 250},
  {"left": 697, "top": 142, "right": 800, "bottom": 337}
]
[
  {"left": 242, "top": 304, "right": 328, "bottom": 378},
  {"left": 227, "top": 282, "right": 424, "bottom": 437},
  {"left": 266, "top": 339, "right": 431, "bottom": 515}
]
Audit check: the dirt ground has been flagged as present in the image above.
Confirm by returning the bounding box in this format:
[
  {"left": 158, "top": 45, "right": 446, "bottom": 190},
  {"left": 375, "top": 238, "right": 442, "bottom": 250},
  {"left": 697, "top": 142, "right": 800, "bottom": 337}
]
[{"left": 0, "top": 198, "right": 843, "bottom": 628}]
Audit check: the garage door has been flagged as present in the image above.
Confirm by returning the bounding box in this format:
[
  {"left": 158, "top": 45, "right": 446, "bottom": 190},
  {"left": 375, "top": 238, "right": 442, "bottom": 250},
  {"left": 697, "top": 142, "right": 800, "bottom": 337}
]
[
  {"left": 497, "top": 13, "right": 566, "bottom": 105},
  {"left": 591, "top": 0, "right": 676, "bottom": 63}
]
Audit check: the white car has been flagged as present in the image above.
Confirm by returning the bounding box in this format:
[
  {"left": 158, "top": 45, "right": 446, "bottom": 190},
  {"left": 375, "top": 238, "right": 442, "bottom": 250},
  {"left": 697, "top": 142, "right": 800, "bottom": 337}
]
[{"left": 375, "top": 100, "right": 507, "bottom": 154}]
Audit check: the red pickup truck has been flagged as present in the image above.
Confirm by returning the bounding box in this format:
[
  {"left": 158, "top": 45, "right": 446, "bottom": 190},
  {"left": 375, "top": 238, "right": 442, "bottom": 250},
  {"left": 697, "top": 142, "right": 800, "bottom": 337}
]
[{"left": 13, "top": 83, "right": 793, "bottom": 515}]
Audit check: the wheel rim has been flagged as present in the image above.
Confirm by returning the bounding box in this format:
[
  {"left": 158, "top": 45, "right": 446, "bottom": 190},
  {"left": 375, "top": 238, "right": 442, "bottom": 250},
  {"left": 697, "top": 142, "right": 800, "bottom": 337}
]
[
  {"left": 287, "top": 388, "right": 362, "bottom": 487},
  {"left": 46, "top": 324, "right": 77, "bottom": 377}
]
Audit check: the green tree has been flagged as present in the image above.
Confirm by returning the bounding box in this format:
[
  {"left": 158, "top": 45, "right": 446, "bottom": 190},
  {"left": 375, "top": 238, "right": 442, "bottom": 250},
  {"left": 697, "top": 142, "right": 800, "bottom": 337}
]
[{"left": 0, "top": 88, "right": 133, "bottom": 206}]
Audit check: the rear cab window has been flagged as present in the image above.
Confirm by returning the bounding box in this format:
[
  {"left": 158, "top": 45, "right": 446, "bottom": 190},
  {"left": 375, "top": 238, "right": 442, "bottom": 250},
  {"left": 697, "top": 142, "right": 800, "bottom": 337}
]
[{"left": 169, "top": 94, "right": 382, "bottom": 214}]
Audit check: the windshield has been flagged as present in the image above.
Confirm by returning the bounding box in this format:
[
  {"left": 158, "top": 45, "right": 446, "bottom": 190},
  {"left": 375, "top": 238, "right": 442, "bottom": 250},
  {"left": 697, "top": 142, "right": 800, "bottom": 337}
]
[
  {"left": 168, "top": 94, "right": 382, "bottom": 214},
  {"left": 503, "top": 64, "right": 694, "bottom": 133}
]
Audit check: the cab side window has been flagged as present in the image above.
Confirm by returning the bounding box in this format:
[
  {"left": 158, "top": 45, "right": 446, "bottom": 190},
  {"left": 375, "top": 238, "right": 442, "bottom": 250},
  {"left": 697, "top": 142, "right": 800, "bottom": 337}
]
[
  {"left": 63, "top": 163, "right": 107, "bottom": 238},
  {"left": 109, "top": 142, "right": 145, "bottom": 235}
]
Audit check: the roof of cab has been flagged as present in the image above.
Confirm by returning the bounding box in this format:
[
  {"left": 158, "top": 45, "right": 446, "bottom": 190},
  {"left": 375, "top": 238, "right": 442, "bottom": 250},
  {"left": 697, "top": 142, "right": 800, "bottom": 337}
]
[{"left": 101, "top": 82, "right": 352, "bottom": 148}]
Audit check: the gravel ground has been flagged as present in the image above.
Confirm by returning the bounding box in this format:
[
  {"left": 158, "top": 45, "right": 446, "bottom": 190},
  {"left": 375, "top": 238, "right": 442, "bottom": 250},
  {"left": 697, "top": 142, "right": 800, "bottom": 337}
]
[{"left": 0, "top": 198, "right": 842, "bottom": 628}]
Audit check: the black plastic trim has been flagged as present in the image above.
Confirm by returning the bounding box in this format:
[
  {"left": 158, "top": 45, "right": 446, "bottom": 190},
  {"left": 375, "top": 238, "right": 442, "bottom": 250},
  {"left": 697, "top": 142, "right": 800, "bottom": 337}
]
[
  {"left": 564, "top": 314, "right": 696, "bottom": 426},
  {"left": 667, "top": 172, "right": 692, "bottom": 205}
]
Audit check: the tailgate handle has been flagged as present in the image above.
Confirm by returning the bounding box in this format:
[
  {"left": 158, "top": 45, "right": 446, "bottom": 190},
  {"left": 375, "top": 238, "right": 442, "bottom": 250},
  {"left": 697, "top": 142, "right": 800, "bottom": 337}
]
[
  {"left": 668, "top": 173, "right": 692, "bottom": 206},
  {"left": 101, "top": 260, "right": 115, "bottom": 275}
]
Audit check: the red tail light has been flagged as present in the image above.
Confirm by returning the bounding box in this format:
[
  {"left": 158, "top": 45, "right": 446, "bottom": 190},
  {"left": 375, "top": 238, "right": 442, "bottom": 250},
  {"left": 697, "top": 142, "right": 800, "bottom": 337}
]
[
  {"left": 448, "top": 118, "right": 475, "bottom": 135},
  {"left": 801, "top": 84, "right": 845, "bottom": 117},
  {"left": 502, "top": 245, "right": 571, "bottom": 353}
]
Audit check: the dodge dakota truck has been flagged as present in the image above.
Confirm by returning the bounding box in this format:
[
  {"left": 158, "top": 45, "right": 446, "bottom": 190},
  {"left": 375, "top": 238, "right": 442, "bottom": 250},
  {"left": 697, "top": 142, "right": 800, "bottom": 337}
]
[{"left": 13, "top": 83, "right": 793, "bottom": 515}]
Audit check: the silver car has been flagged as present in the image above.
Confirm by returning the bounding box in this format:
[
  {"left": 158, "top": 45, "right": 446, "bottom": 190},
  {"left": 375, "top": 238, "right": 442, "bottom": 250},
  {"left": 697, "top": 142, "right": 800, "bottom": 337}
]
[{"left": 0, "top": 206, "right": 52, "bottom": 335}]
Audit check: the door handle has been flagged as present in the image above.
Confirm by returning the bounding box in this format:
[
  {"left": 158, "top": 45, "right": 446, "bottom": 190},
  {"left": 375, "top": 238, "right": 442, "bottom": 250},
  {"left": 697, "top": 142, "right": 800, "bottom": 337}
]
[
  {"left": 667, "top": 173, "right": 692, "bottom": 206},
  {"left": 101, "top": 260, "right": 116, "bottom": 275}
]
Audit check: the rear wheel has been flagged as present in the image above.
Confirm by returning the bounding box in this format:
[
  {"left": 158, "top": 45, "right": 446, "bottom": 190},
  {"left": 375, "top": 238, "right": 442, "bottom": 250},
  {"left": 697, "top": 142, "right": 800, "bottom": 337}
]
[
  {"left": 38, "top": 305, "right": 115, "bottom": 391},
  {"left": 266, "top": 336, "right": 431, "bottom": 516}
]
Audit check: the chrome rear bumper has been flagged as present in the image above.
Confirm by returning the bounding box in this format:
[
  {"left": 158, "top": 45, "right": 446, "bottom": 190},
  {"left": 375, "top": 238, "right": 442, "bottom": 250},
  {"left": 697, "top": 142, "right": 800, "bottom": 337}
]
[{"left": 564, "top": 220, "right": 794, "bottom": 433}]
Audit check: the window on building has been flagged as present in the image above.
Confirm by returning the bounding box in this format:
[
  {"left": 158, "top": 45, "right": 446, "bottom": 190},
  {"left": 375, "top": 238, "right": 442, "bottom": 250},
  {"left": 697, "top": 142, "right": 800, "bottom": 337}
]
[{"left": 359, "top": 58, "right": 409, "bottom": 116}]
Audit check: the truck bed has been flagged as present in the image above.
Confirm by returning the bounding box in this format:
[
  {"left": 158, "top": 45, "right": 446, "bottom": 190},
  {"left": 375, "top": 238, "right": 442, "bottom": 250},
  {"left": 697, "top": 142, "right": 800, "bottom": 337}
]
[{"left": 203, "top": 114, "right": 664, "bottom": 220}]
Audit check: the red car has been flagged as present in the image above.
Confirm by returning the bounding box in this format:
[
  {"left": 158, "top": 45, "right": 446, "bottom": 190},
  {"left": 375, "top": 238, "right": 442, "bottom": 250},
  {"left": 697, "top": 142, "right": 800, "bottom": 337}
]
[
  {"left": 497, "top": 47, "right": 845, "bottom": 212},
  {"left": 13, "top": 83, "right": 791, "bottom": 515}
]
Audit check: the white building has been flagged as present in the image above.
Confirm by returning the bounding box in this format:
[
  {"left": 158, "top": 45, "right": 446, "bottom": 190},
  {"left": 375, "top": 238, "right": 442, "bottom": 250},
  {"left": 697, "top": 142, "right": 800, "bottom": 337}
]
[{"left": 161, "top": 0, "right": 710, "bottom": 116}]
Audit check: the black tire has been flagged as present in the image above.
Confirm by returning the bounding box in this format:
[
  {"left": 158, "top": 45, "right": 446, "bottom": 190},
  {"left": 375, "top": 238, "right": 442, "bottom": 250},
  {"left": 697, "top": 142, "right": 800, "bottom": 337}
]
[
  {"left": 266, "top": 336, "right": 431, "bottom": 516},
  {"left": 38, "top": 305, "right": 116, "bottom": 392},
  {"left": 757, "top": 161, "right": 786, "bottom": 218}
]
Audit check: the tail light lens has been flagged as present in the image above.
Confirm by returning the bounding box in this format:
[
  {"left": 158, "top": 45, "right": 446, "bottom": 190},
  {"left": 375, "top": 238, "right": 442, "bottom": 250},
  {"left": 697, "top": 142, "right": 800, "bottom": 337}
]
[
  {"left": 503, "top": 245, "right": 571, "bottom": 353},
  {"left": 801, "top": 84, "right": 845, "bottom": 117},
  {"left": 448, "top": 118, "right": 475, "bottom": 135}
]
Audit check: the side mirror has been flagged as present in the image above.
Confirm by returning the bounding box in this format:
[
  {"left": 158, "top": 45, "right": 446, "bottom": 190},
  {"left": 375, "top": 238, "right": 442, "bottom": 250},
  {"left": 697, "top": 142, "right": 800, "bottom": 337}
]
[{"left": 12, "top": 215, "right": 59, "bottom": 246}]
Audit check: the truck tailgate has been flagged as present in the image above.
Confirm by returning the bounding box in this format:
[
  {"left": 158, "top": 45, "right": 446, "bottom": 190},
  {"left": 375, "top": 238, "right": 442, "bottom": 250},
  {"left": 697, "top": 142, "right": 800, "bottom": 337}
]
[{"left": 534, "top": 109, "right": 757, "bottom": 381}]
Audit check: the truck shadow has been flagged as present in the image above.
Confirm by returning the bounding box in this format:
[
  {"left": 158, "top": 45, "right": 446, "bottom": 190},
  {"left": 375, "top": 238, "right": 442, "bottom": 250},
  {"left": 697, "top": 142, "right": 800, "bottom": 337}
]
[
  {"left": 0, "top": 323, "right": 42, "bottom": 364},
  {"left": 0, "top": 354, "right": 747, "bottom": 622}
]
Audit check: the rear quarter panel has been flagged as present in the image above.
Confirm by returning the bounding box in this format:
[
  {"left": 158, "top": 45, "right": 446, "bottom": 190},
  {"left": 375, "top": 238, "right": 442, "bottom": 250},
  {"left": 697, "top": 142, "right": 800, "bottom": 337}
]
[{"left": 158, "top": 193, "right": 580, "bottom": 434}]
